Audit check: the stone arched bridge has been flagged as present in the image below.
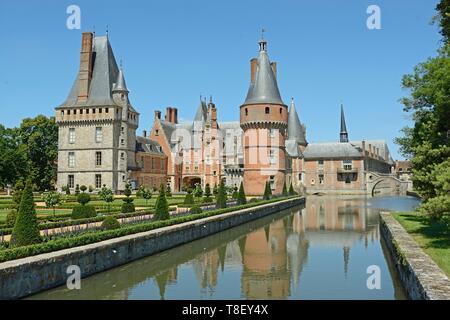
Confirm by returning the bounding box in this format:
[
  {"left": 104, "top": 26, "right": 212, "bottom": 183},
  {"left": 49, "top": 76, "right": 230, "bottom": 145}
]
[{"left": 366, "top": 172, "right": 409, "bottom": 196}]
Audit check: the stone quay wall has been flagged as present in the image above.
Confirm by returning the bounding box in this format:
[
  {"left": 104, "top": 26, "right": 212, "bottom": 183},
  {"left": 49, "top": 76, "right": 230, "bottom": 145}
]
[
  {"left": 380, "top": 212, "right": 450, "bottom": 300},
  {"left": 0, "top": 197, "right": 305, "bottom": 300}
]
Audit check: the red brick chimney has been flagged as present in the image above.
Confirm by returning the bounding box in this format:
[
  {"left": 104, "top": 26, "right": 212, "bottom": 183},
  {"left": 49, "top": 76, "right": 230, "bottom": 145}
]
[
  {"left": 165, "top": 107, "right": 178, "bottom": 124},
  {"left": 250, "top": 58, "right": 257, "bottom": 83},
  {"left": 155, "top": 110, "right": 161, "bottom": 120},
  {"left": 271, "top": 62, "right": 277, "bottom": 78},
  {"left": 78, "top": 32, "right": 94, "bottom": 102}
]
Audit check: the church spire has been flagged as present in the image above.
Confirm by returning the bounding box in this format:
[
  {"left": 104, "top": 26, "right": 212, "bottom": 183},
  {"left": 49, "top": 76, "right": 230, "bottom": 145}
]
[{"left": 340, "top": 104, "right": 348, "bottom": 143}]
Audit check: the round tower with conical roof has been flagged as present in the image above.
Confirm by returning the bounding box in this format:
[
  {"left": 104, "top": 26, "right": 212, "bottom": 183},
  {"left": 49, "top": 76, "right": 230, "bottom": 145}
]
[{"left": 240, "top": 37, "right": 288, "bottom": 196}]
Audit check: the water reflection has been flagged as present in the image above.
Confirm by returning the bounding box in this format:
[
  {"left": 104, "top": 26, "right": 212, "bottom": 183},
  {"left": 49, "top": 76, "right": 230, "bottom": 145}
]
[{"left": 29, "top": 196, "right": 420, "bottom": 300}]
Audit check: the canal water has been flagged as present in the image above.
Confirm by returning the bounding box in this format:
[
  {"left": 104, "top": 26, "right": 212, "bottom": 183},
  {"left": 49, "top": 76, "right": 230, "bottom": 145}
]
[{"left": 28, "top": 195, "right": 420, "bottom": 300}]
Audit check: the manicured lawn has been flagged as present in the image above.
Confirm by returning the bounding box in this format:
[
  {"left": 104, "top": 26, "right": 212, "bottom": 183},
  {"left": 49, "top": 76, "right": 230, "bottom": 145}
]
[{"left": 393, "top": 212, "right": 450, "bottom": 277}]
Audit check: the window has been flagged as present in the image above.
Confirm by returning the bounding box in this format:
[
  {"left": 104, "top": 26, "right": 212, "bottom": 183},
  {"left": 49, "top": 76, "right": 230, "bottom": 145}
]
[
  {"left": 345, "top": 176, "right": 351, "bottom": 184},
  {"left": 95, "top": 127, "right": 103, "bottom": 143},
  {"left": 74, "top": 109, "right": 77, "bottom": 115},
  {"left": 398, "top": 168, "right": 403, "bottom": 172},
  {"left": 318, "top": 159, "right": 324, "bottom": 166},
  {"left": 95, "top": 174, "right": 102, "bottom": 188},
  {"left": 68, "top": 175, "right": 74, "bottom": 188},
  {"left": 121, "top": 152, "right": 125, "bottom": 160},
  {"left": 265, "top": 107, "right": 270, "bottom": 114},
  {"left": 141, "top": 156, "right": 144, "bottom": 168},
  {"left": 67, "top": 110, "right": 71, "bottom": 115},
  {"left": 93, "top": 108, "right": 96, "bottom": 114},
  {"left": 122, "top": 175, "right": 126, "bottom": 182},
  {"left": 151, "top": 158, "right": 155, "bottom": 170},
  {"left": 160, "top": 159, "right": 164, "bottom": 171},
  {"left": 86, "top": 109, "right": 89, "bottom": 114},
  {"left": 68, "top": 152, "right": 75, "bottom": 167},
  {"left": 245, "top": 108, "right": 248, "bottom": 116},
  {"left": 279, "top": 108, "right": 282, "bottom": 114},
  {"left": 268, "top": 128, "right": 275, "bottom": 138},
  {"left": 343, "top": 159, "right": 352, "bottom": 170},
  {"left": 95, "top": 152, "right": 102, "bottom": 166},
  {"left": 269, "top": 175, "right": 275, "bottom": 190},
  {"left": 155, "top": 129, "right": 159, "bottom": 136},
  {"left": 68, "top": 128, "right": 75, "bottom": 144},
  {"left": 105, "top": 108, "right": 109, "bottom": 113},
  {"left": 213, "top": 170, "right": 217, "bottom": 176},
  {"left": 61, "top": 110, "right": 65, "bottom": 116},
  {"left": 121, "top": 139, "right": 124, "bottom": 146},
  {"left": 298, "top": 173, "right": 302, "bottom": 181},
  {"left": 121, "top": 126, "right": 124, "bottom": 134},
  {"left": 269, "top": 149, "right": 276, "bottom": 164},
  {"left": 185, "top": 166, "right": 190, "bottom": 172},
  {"left": 80, "top": 109, "right": 83, "bottom": 115},
  {"left": 319, "top": 174, "right": 324, "bottom": 184},
  {"left": 99, "top": 108, "right": 102, "bottom": 114}
]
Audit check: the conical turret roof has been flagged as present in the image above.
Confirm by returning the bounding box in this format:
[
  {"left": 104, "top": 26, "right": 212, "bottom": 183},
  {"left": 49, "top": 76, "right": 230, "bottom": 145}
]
[
  {"left": 288, "top": 98, "right": 307, "bottom": 145},
  {"left": 113, "top": 67, "right": 128, "bottom": 92},
  {"left": 242, "top": 39, "right": 284, "bottom": 105}
]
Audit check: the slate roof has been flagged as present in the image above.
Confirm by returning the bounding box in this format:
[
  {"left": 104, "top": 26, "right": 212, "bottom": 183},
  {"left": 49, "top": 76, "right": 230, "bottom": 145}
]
[
  {"left": 303, "top": 142, "right": 363, "bottom": 159},
  {"left": 136, "top": 136, "right": 165, "bottom": 155},
  {"left": 243, "top": 39, "right": 284, "bottom": 105},
  {"left": 287, "top": 98, "right": 307, "bottom": 145}
]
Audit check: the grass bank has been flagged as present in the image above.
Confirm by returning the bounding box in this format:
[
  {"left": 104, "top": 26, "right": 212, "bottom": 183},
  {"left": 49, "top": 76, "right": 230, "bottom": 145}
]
[{"left": 392, "top": 212, "right": 450, "bottom": 277}]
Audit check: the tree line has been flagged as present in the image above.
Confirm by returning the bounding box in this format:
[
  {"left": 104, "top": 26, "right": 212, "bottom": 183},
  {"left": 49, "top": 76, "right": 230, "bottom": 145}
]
[{"left": 0, "top": 115, "right": 58, "bottom": 191}]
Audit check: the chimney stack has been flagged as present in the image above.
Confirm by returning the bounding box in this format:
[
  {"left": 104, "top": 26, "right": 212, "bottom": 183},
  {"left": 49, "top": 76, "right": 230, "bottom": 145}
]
[
  {"left": 155, "top": 110, "right": 161, "bottom": 120},
  {"left": 78, "top": 32, "right": 94, "bottom": 102},
  {"left": 143, "top": 130, "right": 147, "bottom": 138},
  {"left": 270, "top": 62, "right": 277, "bottom": 78},
  {"left": 250, "top": 58, "right": 257, "bottom": 83},
  {"left": 165, "top": 107, "right": 178, "bottom": 124}
]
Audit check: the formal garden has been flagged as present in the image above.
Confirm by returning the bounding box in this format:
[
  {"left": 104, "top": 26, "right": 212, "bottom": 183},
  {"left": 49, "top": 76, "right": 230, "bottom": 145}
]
[{"left": 0, "top": 179, "right": 298, "bottom": 263}]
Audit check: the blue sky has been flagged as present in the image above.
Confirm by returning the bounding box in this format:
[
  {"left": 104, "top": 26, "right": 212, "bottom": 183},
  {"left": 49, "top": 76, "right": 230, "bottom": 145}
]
[{"left": 0, "top": 0, "right": 442, "bottom": 160}]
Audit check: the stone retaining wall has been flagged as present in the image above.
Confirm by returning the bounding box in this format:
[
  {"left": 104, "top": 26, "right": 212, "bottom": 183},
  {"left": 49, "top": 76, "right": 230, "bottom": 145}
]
[
  {"left": 0, "top": 197, "right": 304, "bottom": 300},
  {"left": 380, "top": 212, "right": 450, "bottom": 300}
]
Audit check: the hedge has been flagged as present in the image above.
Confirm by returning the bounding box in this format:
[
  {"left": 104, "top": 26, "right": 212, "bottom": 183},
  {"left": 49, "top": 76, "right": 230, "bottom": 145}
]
[{"left": 0, "top": 196, "right": 299, "bottom": 262}]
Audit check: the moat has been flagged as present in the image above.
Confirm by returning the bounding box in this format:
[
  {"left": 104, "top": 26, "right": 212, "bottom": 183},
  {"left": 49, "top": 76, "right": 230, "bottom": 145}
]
[{"left": 28, "top": 195, "right": 420, "bottom": 300}]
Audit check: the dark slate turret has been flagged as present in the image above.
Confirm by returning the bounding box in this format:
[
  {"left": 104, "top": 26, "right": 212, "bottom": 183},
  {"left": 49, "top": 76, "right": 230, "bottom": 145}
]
[
  {"left": 112, "top": 67, "right": 128, "bottom": 93},
  {"left": 340, "top": 104, "right": 349, "bottom": 143},
  {"left": 243, "top": 38, "right": 284, "bottom": 105}
]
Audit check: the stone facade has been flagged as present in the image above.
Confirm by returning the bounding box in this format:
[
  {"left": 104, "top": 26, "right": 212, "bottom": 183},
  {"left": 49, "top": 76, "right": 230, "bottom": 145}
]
[{"left": 56, "top": 32, "right": 162, "bottom": 193}]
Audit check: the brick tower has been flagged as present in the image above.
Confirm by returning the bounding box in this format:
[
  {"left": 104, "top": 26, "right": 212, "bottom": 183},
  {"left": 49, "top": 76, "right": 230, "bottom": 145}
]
[{"left": 240, "top": 37, "right": 288, "bottom": 196}]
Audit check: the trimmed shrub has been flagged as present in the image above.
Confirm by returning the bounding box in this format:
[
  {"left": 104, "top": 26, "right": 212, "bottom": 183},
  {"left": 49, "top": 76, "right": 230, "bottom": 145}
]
[
  {"left": 288, "top": 183, "right": 297, "bottom": 196},
  {"left": 6, "top": 210, "right": 17, "bottom": 227},
  {"left": 121, "top": 184, "right": 135, "bottom": 213},
  {"left": 75, "top": 184, "right": 80, "bottom": 195},
  {"left": 11, "top": 181, "right": 41, "bottom": 247},
  {"left": 213, "top": 183, "right": 218, "bottom": 196},
  {"left": 216, "top": 180, "right": 227, "bottom": 209},
  {"left": 249, "top": 198, "right": 259, "bottom": 203},
  {"left": 88, "top": 185, "right": 94, "bottom": 193},
  {"left": 237, "top": 182, "right": 247, "bottom": 206},
  {"left": 232, "top": 185, "right": 239, "bottom": 199},
  {"left": 194, "top": 184, "right": 203, "bottom": 198},
  {"left": 80, "top": 185, "right": 87, "bottom": 193},
  {"left": 101, "top": 216, "right": 121, "bottom": 230},
  {"left": 263, "top": 181, "right": 272, "bottom": 200},
  {"left": 190, "top": 205, "right": 203, "bottom": 215},
  {"left": 154, "top": 184, "right": 169, "bottom": 220},
  {"left": 282, "top": 183, "right": 288, "bottom": 197},
  {"left": 166, "top": 185, "right": 172, "bottom": 198},
  {"left": 77, "top": 193, "right": 91, "bottom": 205},
  {"left": 71, "top": 205, "right": 97, "bottom": 219},
  {"left": 184, "top": 189, "right": 194, "bottom": 205}
]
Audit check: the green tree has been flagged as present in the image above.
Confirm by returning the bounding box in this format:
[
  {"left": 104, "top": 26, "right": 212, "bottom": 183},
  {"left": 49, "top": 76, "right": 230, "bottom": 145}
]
[
  {"left": 232, "top": 185, "right": 239, "bottom": 199},
  {"left": 75, "top": 184, "right": 80, "bottom": 195},
  {"left": 12, "top": 180, "right": 25, "bottom": 210},
  {"left": 18, "top": 115, "right": 58, "bottom": 191},
  {"left": 154, "top": 184, "right": 169, "bottom": 220},
  {"left": 0, "top": 125, "right": 28, "bottom": 188},
  {"left": 137, "top": 186, "right": 152, "bottom": 207},
  {"left": 11, "top": 180, "right": 41, "bottom": 247},
  {"left": 80, "top": 185, "right": 87, "bottom": 193},
  {"left": 99, "top": 185, "right": 114, "bottom": 213},
  {"left": 216, "top": 180, "right": 227, "bottom": 209},
  {"left": 237, "top": 181, "right": 247, "bottom": 206},
  {"left": 43, "top": 191, "right": 61, "bottom": 218},
  {"left": 213, "top": 183, "right": 218, "bottom": 196},
  {"left": 395, "top": 2, "right": 450, "bottom": 223}
]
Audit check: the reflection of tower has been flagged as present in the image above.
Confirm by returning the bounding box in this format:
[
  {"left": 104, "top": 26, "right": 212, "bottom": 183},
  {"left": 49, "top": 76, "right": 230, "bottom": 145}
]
[
  {"left": 192, "top": 249, "right": 221, "bottom": 294},
  {"left": 343, "top": 246, "right": 350, "bottom": 278},
  {"left": 241, "top": 220, "right": 290, "bottom": 299}
]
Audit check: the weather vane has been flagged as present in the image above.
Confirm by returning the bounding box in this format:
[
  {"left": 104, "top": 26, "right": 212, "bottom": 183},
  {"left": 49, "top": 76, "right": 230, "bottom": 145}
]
[{"left": 261, "top": 28, "right": 266, "bottom": 40}]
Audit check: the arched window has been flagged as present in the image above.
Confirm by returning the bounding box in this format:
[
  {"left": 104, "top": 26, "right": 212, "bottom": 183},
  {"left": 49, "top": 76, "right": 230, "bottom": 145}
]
[{"left": 265, "top": 107, "right": 270, "bottom": 114}]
